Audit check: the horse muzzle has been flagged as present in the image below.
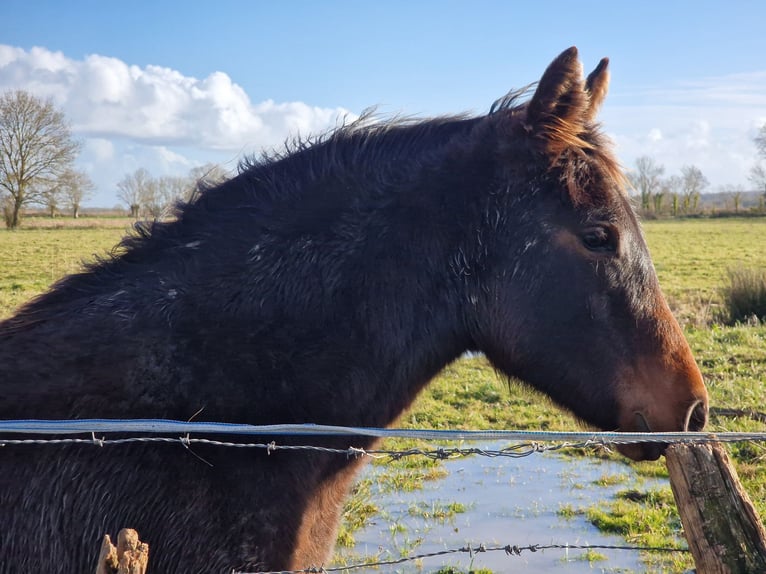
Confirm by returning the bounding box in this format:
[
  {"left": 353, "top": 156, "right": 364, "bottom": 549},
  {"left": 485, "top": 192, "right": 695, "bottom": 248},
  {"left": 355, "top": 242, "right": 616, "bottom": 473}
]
[{"left": 616, "top": 399, "right": 708, "bottom": 461}]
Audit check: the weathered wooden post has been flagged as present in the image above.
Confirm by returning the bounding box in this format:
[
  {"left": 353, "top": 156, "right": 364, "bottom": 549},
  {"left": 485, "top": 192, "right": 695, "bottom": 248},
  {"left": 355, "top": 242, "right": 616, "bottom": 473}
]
[
  {"left": 666, "top": 442, "right": 766, "bottom": 573},
  {"left": 95, "top": 528, "right": 149, "bottom": 574}
]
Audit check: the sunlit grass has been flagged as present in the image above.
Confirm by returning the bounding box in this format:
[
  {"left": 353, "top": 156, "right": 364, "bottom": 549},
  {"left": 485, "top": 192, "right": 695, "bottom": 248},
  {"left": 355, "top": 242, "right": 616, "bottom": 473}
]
[
  {"left": 720, "top": 266, "right": 766, "bottom": 324},
  {"left": 643, "top": 218, "right": 766, "bottom": 326},
  {"left": 0, "top": 226, "right": 128, "bottom": 318}
]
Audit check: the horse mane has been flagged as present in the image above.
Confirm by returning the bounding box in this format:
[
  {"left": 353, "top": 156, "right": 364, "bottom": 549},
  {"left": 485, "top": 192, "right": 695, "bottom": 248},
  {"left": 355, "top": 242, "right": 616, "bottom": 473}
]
[
  {"left": 125, "top": 83, "right": 624, "bottom": 253},
  {"left": 236, "top": 109, "right": 477, "bottom": 199}
]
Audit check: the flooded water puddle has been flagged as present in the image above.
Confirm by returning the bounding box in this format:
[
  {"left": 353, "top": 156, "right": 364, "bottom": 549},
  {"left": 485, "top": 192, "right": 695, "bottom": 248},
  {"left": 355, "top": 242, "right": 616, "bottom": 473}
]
[{"left": 337, "top": 443, "right": 667, "bottom": 573}]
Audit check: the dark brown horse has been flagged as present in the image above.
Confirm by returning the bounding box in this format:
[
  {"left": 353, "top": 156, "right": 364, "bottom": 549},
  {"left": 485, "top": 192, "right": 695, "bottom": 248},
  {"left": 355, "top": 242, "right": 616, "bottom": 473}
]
[{"left": 0, "top": 47, "right": 707, "bottom": 572}]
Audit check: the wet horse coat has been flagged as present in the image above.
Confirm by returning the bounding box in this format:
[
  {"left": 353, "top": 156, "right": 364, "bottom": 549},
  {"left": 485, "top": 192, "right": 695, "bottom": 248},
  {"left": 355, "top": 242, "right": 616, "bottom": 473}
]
[{"left": 0, "top": 48, "right": 707, "bottom": 572}]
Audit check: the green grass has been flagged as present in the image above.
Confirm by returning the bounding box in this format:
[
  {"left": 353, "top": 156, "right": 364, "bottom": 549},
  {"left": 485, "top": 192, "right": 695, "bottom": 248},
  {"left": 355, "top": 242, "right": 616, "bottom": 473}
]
[
  {"left": 1, "top": 217, "right": 766, "bottom": 574},
  {"left": 643, "top": 218, "right": 766, "bottom": 326},
  {"left": 335, "top": 478, "right": 379, "bottom": 548},
  {"left": 586, "top": 488, "right": 692, "bottom": 572},
  {"left": 0, "top": 227, "right": 128, "bottom": 318},
  {"left": 407, "top": 500, "right": 467, "bottom": 522},
  {"left": 720, "top": 266, "right": 766, "bottom": 324}
]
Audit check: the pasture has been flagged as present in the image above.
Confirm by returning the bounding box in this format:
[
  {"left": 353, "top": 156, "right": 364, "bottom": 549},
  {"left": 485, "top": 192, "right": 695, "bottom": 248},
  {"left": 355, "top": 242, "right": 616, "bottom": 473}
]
[{"left": 1, "top": 216, "right": 765, "bottom": 573}]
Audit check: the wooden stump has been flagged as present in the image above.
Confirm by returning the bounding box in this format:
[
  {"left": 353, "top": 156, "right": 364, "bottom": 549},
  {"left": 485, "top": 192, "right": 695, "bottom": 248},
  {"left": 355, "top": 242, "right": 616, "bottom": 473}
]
[
  {"left": 95, "top": 528, "right": 149, "bottom": 574},
  {"left": 666, "top": 442, "right": 766, "bottom": 573}
]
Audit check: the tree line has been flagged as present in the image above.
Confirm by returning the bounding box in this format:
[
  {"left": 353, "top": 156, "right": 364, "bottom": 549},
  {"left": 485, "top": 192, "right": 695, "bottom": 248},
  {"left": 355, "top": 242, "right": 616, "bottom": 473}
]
[
  {"left": 0, "top": 90, "right": 229, "bottom": 229},
  {"left": 628, "top": 126, "right": 766, "bottom": 216},
  {"left": 629, "top": 159, "right": 710, "bottom": 216},
  {"left": 116, "top": 164, "right": 228, "bottom": 220}
]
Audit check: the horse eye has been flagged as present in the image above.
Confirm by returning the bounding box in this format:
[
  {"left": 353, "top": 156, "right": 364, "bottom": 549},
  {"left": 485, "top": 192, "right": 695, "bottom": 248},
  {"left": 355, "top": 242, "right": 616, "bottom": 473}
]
[{"left": 581, "top": 226, "right": 615, "bottom": 252}]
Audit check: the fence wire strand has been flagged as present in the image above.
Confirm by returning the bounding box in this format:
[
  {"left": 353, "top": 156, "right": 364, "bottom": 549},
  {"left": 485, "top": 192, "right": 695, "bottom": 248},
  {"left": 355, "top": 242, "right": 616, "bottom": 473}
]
[
  {"left": 232, "top": 541, "right": 689, "bottom": 573},
  {"left": 0, "top": 435, "right": 606, "bottom": 459},
  {"left": 2, "top": 433, "right": 766, "bottom": 460}
]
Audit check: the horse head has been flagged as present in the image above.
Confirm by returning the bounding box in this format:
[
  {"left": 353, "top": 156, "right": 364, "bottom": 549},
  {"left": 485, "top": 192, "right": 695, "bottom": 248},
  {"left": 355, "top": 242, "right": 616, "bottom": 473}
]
[{"left": 471, "top": 47, "right": 707, "bottom": 460}]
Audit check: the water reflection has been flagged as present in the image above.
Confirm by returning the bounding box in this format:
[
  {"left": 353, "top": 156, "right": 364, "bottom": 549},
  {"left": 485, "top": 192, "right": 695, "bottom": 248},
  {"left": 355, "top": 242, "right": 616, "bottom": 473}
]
[{"left": 338, "top": 443, "right": 667, "bottom": 573}]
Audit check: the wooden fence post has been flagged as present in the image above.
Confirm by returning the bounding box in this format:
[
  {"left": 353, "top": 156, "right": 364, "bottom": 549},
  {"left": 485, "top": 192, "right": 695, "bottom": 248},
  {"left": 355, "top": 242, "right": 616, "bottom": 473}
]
[
  {"left": 666, "top": 442, "right": 766, "bottom": 573},
  {"left": 95, "top": 528, "right": 149, "bottom": 574}
]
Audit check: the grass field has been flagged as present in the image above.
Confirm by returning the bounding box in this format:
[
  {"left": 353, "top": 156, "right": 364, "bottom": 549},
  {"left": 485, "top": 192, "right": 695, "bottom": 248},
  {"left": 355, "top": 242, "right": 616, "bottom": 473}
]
[
  {"left": 643, "top": 218, "right": 766, "bottom": 325},
  {"left": 1, "top": 216, "right": 765, "bottom": 573},
  {"left": 0, "top": 224, "right": 128, "bottom": 316}
]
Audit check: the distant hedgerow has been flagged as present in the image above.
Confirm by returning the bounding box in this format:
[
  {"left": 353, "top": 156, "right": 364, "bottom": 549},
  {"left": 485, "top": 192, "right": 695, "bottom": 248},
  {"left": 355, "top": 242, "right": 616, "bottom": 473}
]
[{"left": 720, "top": 266, "right": 766, "bottom": 324}]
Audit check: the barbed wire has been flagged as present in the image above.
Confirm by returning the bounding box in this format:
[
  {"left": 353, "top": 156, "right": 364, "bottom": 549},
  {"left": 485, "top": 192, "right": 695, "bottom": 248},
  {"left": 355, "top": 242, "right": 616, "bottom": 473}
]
[
  {"left": 2, "top": 433, "right": 765, "bottom": 462},
  {"left": 1, "top": 418, "right": 765, "bottom": 445},
  {"left": 0, "top": 435, "right": 593, "bottom": 459},
  {"left": 232, "top": 541, "right": 689, "bottom": 573},
  {"left": 2, "top": 418, "right": 766, "bottom": 460}
]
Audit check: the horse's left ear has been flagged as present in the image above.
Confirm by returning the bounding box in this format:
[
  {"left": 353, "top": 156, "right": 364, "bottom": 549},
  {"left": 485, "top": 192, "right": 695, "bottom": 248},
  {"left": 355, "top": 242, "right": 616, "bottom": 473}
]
[
  {"left": 584, "top": 57, "right": 610, "bottom": 122},
  {"left": 524, "top": 47, "right": 608, "bottom": 157}
]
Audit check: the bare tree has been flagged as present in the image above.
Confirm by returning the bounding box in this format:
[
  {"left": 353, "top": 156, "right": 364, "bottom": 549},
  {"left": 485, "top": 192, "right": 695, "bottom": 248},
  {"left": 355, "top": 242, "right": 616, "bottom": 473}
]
[
  {"left": 660, "top": 175, "right": 682, "bottom": 216},
  {"left": 164, "top": 175, "right": 192, "bottom": 212},
  {"left": 721, "top": 184, "right": 744, "bottom": 213},
  {"left": 750, "top": 163, "right": 766, "bottom": 212},
  {"left": 117, "top": 168, "right": 152, "bottom": 218},
  {"left": 750, "top": 163, "right": 766, "bottom": 192},
  {"left": 144, "top": 176, "right": 188, "bottom": 219},
  {"left": 0, "top": 90, "right": 80, "bottom": 228},
  {"left": 756, "top": 123, "right": 766, "bottom": 159},
  {"left": 187, "top": 163, "right": 229, "bottom": 203},
  {"left": 628, "top": 156, "right": 665, "bottom": 212},
  {"left": 39, "top": 183, "right": 64, "bottom": 218},
  {"left": 680, "top": 165, "right": 708, "bottom": 214},
  {"left": 749, "top": 124, "right": 766, "bottom": 212},
  {"left": 60, "top": 168, "right": 95, "bottom": 218}
]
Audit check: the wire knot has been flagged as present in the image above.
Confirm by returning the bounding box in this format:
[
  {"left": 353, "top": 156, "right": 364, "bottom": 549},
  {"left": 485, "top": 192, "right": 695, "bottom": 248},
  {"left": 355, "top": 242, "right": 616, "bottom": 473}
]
[{"left": 346, "top": 447, "right": 366, "bottom": 459}]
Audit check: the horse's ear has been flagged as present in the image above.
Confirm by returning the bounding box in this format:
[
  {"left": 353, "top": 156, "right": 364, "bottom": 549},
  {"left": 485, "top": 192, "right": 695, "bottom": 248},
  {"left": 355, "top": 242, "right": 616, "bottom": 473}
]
[
  {"left": 524, "top": 47, "right": 589, "bottom": 157},
  {"left": 585, "top": 57, "right": 610, "bottom": 122}
]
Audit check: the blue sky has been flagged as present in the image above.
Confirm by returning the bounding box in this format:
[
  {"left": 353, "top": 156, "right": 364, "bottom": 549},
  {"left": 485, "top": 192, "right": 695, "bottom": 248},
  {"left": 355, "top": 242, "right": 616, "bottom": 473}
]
[{"left": 2, "top": 0, "right": 765, "bottom": 206}]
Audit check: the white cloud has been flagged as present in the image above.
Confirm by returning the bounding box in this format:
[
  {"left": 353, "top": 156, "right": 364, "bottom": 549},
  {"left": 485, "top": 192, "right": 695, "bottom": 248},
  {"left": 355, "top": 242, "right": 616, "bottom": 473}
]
[
  {"left": 0, "top": 44, "right": 354, "bottom": 206},
  {"left": 84, "top": 138, "right": 115, "bottom": 162},
  {"left": 603, "top": 72, "right": 766, "bottom": 189},
  {"left": 0, "top": 44, "right": 352, "bottom": 151},
  {"left": 647, "top": 128, "right": 663, "bottom": 142},
  {"left": 155, "top": 146, "right": 192, "bottom": 169}
]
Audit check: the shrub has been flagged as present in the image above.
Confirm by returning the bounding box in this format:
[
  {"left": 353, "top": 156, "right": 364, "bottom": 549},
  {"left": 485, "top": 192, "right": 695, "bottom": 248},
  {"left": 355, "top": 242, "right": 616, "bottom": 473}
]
[{"left": 720, "top": 266, "right": 766, "bottom": 324}]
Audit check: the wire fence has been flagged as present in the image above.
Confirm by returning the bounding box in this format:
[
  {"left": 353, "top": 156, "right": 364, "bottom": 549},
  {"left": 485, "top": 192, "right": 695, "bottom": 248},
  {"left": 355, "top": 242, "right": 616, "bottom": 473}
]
[
  {"left": 2, "top": 418, "right": 766, "bottom": 441},
  {"left": 2, "top": 419, "right": 766, "bottom": 460},
  {"left": 3, "top": 417, "right": 765, "bottom": 572}
]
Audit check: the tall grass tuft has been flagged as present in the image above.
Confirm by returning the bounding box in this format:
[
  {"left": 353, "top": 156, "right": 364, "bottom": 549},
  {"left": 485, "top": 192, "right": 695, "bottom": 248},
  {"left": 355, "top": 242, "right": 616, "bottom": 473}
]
[{"left": 720, "top": 266, "right": 766, "bottom": 324}]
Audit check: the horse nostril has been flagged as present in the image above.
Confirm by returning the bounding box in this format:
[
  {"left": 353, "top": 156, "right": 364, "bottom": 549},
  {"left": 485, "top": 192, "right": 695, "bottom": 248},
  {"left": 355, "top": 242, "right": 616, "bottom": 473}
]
[{"left": 684, "top": 400, "right": 708, "bottom": 432}]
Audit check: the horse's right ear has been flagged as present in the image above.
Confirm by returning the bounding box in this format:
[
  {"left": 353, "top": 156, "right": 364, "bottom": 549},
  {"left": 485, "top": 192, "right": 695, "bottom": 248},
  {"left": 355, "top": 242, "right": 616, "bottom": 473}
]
[{"left": 524, "top": 47, "right": 589, "bottom": 158}]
